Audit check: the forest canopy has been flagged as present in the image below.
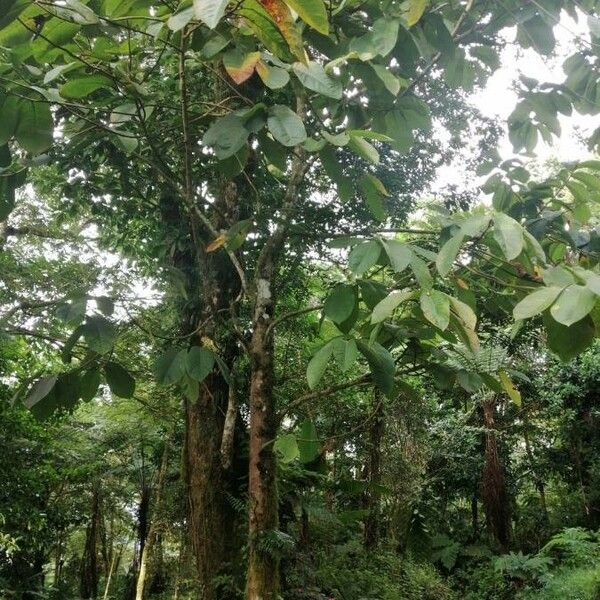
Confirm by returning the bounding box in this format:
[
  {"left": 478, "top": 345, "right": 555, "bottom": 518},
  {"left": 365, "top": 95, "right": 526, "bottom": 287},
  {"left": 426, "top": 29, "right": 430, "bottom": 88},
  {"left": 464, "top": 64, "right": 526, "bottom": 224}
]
[{"left": 2, "top": 0, "right": 600, "bottom": 599}]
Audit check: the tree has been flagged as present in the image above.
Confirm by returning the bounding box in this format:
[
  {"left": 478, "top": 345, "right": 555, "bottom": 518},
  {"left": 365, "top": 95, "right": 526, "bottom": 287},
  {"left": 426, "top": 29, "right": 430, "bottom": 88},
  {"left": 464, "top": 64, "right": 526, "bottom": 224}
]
[{"left": 3, "top": 1, "right": 600, "bottom": 598}]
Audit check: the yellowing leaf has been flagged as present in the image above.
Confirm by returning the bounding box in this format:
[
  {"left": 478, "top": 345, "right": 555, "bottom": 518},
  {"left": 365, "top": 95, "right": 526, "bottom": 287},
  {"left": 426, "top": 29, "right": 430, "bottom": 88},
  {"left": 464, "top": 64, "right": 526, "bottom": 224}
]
[
  {"left": 260, "top": 0, "right": 307, "bottom": 62},
  {"left": 223, "top": 50, "right": 261, "bottom": 84},
  {"left": 498, "top": 370, "right": 521, "bottom": 407},
  {"left": 404, "top": 0, "right": 427, "bottom": 26},
  {"left": 206, "top": 233, "right": 226, "bottom": 252}
]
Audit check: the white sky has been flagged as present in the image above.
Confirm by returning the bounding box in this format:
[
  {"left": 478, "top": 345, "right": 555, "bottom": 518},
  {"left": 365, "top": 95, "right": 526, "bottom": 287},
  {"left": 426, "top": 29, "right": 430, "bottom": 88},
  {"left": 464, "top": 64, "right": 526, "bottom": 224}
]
[{"left": 436, "top": 11, "right": 600, "bottom": 189}]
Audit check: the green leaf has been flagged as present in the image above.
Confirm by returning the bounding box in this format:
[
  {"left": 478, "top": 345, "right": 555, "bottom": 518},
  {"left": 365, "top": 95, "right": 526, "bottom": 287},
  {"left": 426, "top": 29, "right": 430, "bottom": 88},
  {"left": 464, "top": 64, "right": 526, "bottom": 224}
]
[
  {"left": 104, "top": 362, "right": 135, "bottom": 398},
  {"left": 186, "top": 346, "right": 215, "bottom": 382},
  {"left": 498, "top": 370, "right": 521, "bottom": 407},
  {"left": 167, "top": 7, "right": 194, "bottom": 31},
  {"left": 292, "top": 61, "right": 341, "bottom": 99},
  {"left": 203, "top": 113, "right": 249, "bottom": 159},
  {"left": 420, "top": 289, "right": 450, "bottom": 330},
  {"left": 513, "top": 286, "right": 563, "bottom": 320},
  {"left": 371, "top": 289, "right": 412, "bottom": 324},
  {"left": 80, "top": 369, "right": 101, "bottom": 402},
  {"left": 59, "top": 75, "right": 112, "bottom": 98},
  {"left": 410, "top": 255, "right": 433, "bottom": 289},
  {"left": 357, "top": 341, "right": 395, "bottom": 396},
  {"left": 297, "top": 418, "right": 320, "bottom": 463},
  {"left": 96, "top": 296, "right": 114, "bottom": 316},
  {"left": 274, "top": 433, "right": 299, "bottom": 463},
  {"left": 544, "top": 313, "right": 595, "bottom": 361},
  {"left": 282, "top": 0, "right": 328, "bottom": 34},
  {"left": 256, "top": 61, "right": 290, "bottom": 89},
  {"left": 56, "top": 298, "right": 86, "bottom": 324},
  {"left": 382, "top": 240, "right": 413, "bottom": 273},
  {"left": 348, "top": 135, "right": 379, "bottom": 164},
  {"left": 25, "top": 375, "right": 57, "bottom": 410},
  {"left": 436, "top": 233, "right": 464, "bottom": 276},
  {"left": 193, "top": 0, "right": 229, "bottom": 28},
  {"left": 359, "top": 174, "right": 387, "bottom": 222},
  {"left": 493, "top": 212, "right": 523, "bottom": 260},
  {"left": 307, "top": 340, "right": 334, "bottom": 389},
  {"left": 155, "top": 348, "right": 187, "bottom": 385},
  {"left": 0, "top": 96, "right": 20, "bottom": 145},
  {"left": 267, "top": 104, "right": 306, "bottom": 146},
  {"left": 83, "top": 315, "right": 116, "bottom": 354},
  {"left": 15, "top": 101, "right": 53, "bottom": 155},
  {"left": 550, "top": 285, "right": 596, "bottom": 326},
  {"left": 333, "top": 338, "right": 358, "bottom": 372},
  {"left": 348, "top": 241, "right": 381, "bottom": 274},
  {"left": 323, "top": 284, "right": 356, "bottom": 324}
]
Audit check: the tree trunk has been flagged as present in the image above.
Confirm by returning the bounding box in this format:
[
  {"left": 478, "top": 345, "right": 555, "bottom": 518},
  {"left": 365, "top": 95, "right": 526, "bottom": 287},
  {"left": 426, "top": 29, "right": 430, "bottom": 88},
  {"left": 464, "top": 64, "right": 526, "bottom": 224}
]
[
  {"left": 80, "top": 485, "right": 101, "bottom": 599},
  {"left": 364, "top": 395, "right": 384, "bottom": 551},
  {"left": 135, "top": 437, "right": 171, "bottom": 600},
  {"left": 184, "top": 347, "right": 242, "bottom": 600},
  {"left": 481, "top": 396, "right": 511, "bottom": 551},
  {"left": 247, "top": 311, "right": 280, "bottom": 600},
  {"left": 522, "top": 410, "right": 549, "bottom": 524}
]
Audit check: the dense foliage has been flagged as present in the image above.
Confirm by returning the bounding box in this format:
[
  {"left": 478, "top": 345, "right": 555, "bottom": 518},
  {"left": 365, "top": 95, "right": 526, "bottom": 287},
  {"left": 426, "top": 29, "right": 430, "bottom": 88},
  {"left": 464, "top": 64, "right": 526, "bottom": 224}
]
[{"left": 3, "top": 0, "right": 600, "bottom": 599}]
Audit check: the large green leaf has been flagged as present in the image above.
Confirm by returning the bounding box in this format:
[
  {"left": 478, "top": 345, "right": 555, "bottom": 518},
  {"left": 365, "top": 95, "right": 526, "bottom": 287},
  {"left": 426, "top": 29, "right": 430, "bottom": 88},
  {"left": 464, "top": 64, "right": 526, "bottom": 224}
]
[
  {"left": 267, "top": 104, "right": 306, "bottom": 146},
  {"left": 307, "top": 340, "right": 334, "bottom": 389},
  {"left": 323, "top": 284, "right": 356, "bottom": 324},
  {"left": 371, "top": 289, "right": 412, "bottom": 324},
  {"left": 550, "top": 285, "right": 596, "bottom": 326},
  {"left": 80, "top": 369, "right": 101, "bottom": 402},
  {"left": 24, "top": 375, "right": 57, "bottom": 410},
  {"left": 282, "top": 0, "right": 328, "bottom": 34},
  {"left": 203, "top": 113, "right": 249, "bottom": 159},
  {"left": 357, "top": 341, "right": 395, "bottom": 397},
  {"left": 420, "top": 289, "right": 450, "bottom": 330},
  {"left": 436, "top": 233, "right": 464, "bottom": 276},
  {"left": 193, "top": 0, "right": 229, "bottom": 28},
  {"left": 0, "top": 95, "right": 20, "bottom": 145},
  {"left": 155, "top": 348, "right": 187, "bottom": 385},
  {"left": 292, "top": 61, "right": 341, "bottom": 99},
  {"left": 333, "top": 338, "right": 358, "bottom": 372},
  {"left": 104, "top": 362, "right": 135, "bottom": 398},
  {"left": 15, "top": 100, "right": 53, "bottom": 155},
  {"left": 59, "top": 75, "right": 112, "bottom": 98},
  {"left": 493, "top": 212, "right": 523, "bottom": 260},
  {"left": 186, "top": 346, "right": 215, "bottom": 382},
  {"left": 382, "top": 240, "right": 413, "bottom": 273},
  {"left": 274, "top": 433, "right": 299, "bottom": 462},
  {"left": 348, "top": 241, "right": 381, "bottom": 274},
  {"left": 544, "top": 313, "right": 595, "bottom": 361},
  {"left": 513, "top": 286, "right": 563, "bottom": 320},
  {"left": 297, "top": 418, "right": 320, "bottom": 463},
  {"left": 83, "top": 315, "right": 116, "bottom": 354}
]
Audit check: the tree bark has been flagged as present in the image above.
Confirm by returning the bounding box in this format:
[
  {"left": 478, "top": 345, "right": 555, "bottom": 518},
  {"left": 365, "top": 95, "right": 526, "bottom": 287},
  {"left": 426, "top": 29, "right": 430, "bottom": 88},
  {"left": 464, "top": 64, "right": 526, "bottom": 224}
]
[
  {"left": 364, "top": 395, "right": 384, "bottom": 551},
  {"left": 481, "top": 396, "right": 511, "bottom": 551},
  {"left": 135, "top": 437, "right": 171, "bottom": 600},
  {"left": 247, "top": 309, "right": 280, "bottom": 600},
  {"left": 80, "top": 485, "right": 101, "bottom": 599},
  {"left": 245, "top": 129, "right": 306, "bottom": 599}
]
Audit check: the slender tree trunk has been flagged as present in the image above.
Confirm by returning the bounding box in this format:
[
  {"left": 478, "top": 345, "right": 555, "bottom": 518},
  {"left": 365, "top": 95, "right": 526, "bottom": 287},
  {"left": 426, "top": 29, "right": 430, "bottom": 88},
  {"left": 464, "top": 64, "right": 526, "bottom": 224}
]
[
  {"left": 364, "top": 395, "right": 384, "bottom": 551},
  {"left": 522, "top": 411, "right": 549, "bottom": 524},
  {"left": 135, "top": 437, "right": 171, "bottom": 600},
  {"left": 103, "top": 541, "right": 125, "bottom": 600},
  {"left": 80, "top": 485, "right": 101, "bottom": 599},
  {"left": 481, "top": 396, "right": 511, "bottom": 551},
  {"left": 471, "top": 494, "right": 479, "bottom": 539},
  {"left": 245, "top": 130, "right": 306, "bottom": 599},
  {"left": 247, "top": 312, "right": 280, "bottom": 599}
]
